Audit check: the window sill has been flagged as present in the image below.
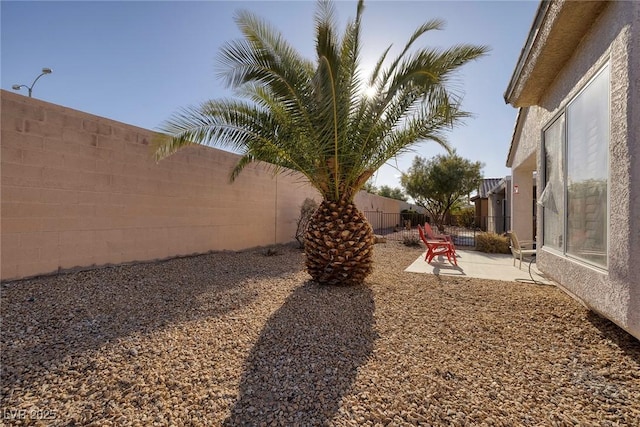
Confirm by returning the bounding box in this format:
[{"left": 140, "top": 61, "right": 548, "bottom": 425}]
[{"left": 540, "top": 246, "right": 608, "bottom": 274}]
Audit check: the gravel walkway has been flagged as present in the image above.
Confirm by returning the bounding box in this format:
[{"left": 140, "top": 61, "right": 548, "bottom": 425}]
[{"left": 1, "top": 242, "right": 639, "bottom": 426}]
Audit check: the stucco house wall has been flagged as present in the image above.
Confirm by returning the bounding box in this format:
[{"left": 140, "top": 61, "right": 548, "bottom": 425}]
[
  {"left": 507, "top": 108, "right": 538, "bottom": 242},
  {"left": 475, "top": 199, "right": 488, "bottom": 230},
  {"left": 505, "top": 1, "right": 640, "bottom": 339}
]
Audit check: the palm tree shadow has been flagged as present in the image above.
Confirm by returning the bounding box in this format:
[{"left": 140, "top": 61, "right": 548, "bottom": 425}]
[
  {"left": 224, "top": 281, "right": 376, "bottom": 426},
  {"left": 0, "top": 246, "right": 303, "bottom": 395}
]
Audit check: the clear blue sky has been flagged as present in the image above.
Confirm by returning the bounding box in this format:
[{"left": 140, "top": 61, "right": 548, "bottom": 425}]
[{"left": 1, "top": 0, "right": 538, "bottom": 191}]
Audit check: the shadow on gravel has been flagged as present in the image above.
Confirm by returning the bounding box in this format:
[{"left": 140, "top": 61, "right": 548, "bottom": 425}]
[
  {"left": 225, "top": 281, "right": 376, "bottom": 426},
  {"left": 586, "top": 311, "right": 640, "bottom": 361},
  {"left": 0, "top": 244, "right": 302, "bottom": 394}
]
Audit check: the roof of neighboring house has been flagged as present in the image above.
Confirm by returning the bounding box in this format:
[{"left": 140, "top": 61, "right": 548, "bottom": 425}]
[
  {"left": 504, "top": 0, "right": 608, "bottom": 107},
  {"left": 471, "top": 178, "right": 503, "bottom": 201},
  {"left": 487, "top": 176, "right": 511, "bottom": 196}
]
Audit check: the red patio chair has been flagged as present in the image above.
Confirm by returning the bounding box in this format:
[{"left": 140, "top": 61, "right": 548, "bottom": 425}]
[
  {"left": 417, "top": 225, "right": 457, "bottom": 266},
  {"left": 424, "top": 222, "right": 456, "bottom": 251},
  {"left": 423, "top": 222, "right": 456, "bottom": 253}
]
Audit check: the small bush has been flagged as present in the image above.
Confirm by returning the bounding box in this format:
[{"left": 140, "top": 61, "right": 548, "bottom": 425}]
[
  {"left": 295, "top": 198, "right": 318, "bottom": 248},
  {"left": 263, "top": 247, "right": 280, "bottom": 256},
  {"left": 402, "top": 234, "right": 421, "bottom": 247},
  {"left": 457, "top": 207, "right": 476, "bottom": 229},
  {"left": 475, "top": 232, "right": 511, "bottom": 254}
]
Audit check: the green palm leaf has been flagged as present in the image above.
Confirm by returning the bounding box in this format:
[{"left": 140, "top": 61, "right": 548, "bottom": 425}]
[{"left": 155, "top": 0, "right": 488, "bottom": 202}]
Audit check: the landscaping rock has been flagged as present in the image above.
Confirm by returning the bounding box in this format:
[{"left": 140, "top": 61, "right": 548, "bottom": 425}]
[{"left": 1, "top": 242, "right": 638, "bottom": 426}]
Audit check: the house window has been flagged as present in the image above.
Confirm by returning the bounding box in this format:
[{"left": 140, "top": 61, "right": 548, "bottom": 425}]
[
  {"left": 542, "top": 63, "right": 609, "bottom": 268},
  {"left": 542, "top": 115, "right": 564, "bottom": 251}
]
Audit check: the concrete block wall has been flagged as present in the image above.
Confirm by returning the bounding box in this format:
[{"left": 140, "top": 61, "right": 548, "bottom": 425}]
[
  {"left": 354, "top": 191, "right": 404, "bottom": 214},
  {"left": 1, "top": 91, "right": 323, "bottom": 280},
  {"left": 1, "top": 91, "right": 406, "bottom": 281}
]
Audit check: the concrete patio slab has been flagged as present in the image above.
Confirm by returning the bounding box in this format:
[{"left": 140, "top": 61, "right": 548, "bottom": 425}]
[{"left": 404, "top": 249, "right": 552, "bottom": 284}]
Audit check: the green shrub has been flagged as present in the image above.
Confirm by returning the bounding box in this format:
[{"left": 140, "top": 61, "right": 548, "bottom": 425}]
[
  {"left": 457, "top": 207, "right": 476, "bottom": 229},
  {"left": 475, "top": 232, "right": 510, "bottom": 254}
]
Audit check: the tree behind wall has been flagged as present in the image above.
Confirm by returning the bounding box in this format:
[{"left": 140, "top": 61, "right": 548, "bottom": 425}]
[
  {"left": 401, "top": 153, "right": 482, "bottom": 231},
  {"left": 377, "top": 185, "right": 408, "bottom": 201},
  {"left": 362, "top": 180, "right": 407, "bottom": 201}
]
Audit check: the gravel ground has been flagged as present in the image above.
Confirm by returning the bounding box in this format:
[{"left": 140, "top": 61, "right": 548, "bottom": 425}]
[{"left": 1, "top": 241, "right": 639, "bottom": 426}]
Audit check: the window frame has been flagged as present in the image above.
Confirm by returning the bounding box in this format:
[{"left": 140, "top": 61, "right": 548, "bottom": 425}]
[
  {"left": 541, "top": 114, "right": 565, "bottom": 253},
  {"left": 540, "top": 61, "right": 611, "bottom": 270}
]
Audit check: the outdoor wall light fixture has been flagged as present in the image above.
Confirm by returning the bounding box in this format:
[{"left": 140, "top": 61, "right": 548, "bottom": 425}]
[{"left": 12, "top": 67, "right": 53, "bottom": 98}]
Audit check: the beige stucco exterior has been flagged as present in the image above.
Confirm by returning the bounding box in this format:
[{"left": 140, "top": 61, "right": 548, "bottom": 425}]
[
  {"left": 505, "top": 1, "right": 640, "bottom": 339},
  {"left": 1, "top": 91, "right": 405, "bottom": 281}
]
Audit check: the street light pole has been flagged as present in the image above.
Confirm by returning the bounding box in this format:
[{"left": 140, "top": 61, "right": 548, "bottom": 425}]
[{"left": 12, "top": 67, "right": 53, "bottom": 98}]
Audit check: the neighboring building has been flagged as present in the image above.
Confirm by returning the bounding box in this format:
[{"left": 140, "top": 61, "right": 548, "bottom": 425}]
[
  {"left": 471, "top": 176, "right": 511, "bottom": 233},
  {"left": 504, "top": 0, "right": 639, "bottom": 339},
  {"left": 486, "top": 176, "right": 512, "bottom": 235}
]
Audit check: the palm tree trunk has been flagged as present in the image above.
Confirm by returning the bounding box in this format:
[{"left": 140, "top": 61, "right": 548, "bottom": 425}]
[{"left": 304, "top": 199, "right": 374, "bottom": 286}]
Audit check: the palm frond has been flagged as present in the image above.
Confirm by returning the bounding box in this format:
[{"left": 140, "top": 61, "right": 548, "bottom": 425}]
[{"left": 155, "top": 0, "right": 488, "bottom": 203}]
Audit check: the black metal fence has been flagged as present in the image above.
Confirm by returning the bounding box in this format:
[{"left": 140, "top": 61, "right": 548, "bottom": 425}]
[
  {"left": 363, "top": 211, "right": 511, "bottom": 248},
  {"left": 475, "top": 215, "right": 511, "bottom": 234}
]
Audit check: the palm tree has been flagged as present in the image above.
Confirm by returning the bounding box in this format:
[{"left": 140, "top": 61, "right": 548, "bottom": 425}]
[{"left": 154, "top": 0, "right": 488, "bottom": 286}]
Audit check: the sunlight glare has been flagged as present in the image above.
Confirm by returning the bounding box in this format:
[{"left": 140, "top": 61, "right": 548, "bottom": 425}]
[{"left": 365, "top": 85, "right": 377, "bottom": 98}]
